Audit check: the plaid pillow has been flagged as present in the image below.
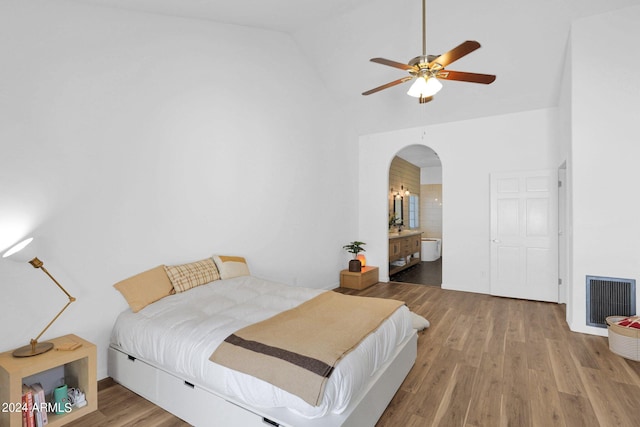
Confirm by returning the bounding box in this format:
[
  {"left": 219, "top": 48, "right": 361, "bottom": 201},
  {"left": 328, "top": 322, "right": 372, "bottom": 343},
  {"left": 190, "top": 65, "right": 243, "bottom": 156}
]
[{"left": 164, "top": 258, "right": 220, "bottom": 293}]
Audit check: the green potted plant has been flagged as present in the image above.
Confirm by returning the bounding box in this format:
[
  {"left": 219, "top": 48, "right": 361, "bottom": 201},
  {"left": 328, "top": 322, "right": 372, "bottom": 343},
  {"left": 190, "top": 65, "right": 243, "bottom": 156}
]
[{"left": 343, "top": 241, "right": 366, "bottom": 272}]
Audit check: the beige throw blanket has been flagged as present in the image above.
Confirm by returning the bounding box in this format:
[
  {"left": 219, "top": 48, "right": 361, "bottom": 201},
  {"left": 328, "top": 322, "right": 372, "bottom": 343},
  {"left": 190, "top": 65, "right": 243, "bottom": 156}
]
[{"left": 209, "top": 291, "right": 405, "bottom": 406}]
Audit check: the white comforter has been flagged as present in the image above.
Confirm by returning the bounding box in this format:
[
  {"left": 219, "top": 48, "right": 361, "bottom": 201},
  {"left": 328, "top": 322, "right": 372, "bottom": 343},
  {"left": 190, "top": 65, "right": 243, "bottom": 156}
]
[{"left": 110, "top": 276, "right": 413, "bottom": 418}]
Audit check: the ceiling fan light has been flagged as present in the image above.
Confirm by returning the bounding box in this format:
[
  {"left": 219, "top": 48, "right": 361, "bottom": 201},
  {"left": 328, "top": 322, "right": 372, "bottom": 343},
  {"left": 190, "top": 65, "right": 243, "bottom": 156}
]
[{"left": 407, "top": 76, "right": 442, "bottom": 98}]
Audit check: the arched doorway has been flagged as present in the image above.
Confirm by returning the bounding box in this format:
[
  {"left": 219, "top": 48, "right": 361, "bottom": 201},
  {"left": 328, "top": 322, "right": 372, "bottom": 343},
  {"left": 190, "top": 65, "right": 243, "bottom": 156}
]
[{"left": 388, "top": 145, "right": 442, "bottom": 286}]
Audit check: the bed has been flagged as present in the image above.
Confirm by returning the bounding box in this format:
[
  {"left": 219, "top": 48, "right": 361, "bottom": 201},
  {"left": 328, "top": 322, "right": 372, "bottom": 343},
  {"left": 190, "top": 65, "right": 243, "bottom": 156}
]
[{"left": 108, "top": 259, "right": 417, "bottom": 427}]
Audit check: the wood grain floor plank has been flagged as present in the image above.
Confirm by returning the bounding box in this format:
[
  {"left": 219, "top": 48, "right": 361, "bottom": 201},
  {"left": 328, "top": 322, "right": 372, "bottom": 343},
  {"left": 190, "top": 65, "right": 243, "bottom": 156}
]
[
  {"left": 557, "top": 392, "right": 601, "bottom": 427},
  {"left": 412, "top": 347, "right": 465, "bottom": 423},
  {"left": 399, "top": 331, "right": 436, "bottom": 394},
  {"left": 500, "top": 340, "right": 532, "bottom": 427},
  {"left": 431, "top": 364, "right": 476, "bottom": 427},
  {"left": 485, "top": 298, "right": 510, "bottom": 355},
  {"left": 624, "top": 357, "right": 640, "bottom": 386},
  {"left": 575, "top": 365, "right": 640, "bottom": 427},
  {"left": 505, "top": 299, "right": 526, "bottom": 343},
  {"left": 522, "top": 300, "right": 547, "bottom": 344},
  {"left": 406, "top": 414, "right": 429, "bottom": 427},
  {"left": 547, "top": 338, "right": 589, "bottom": 397},
  {"left": 542, "top": 303, "right": 567, "bottom": 341},
  {"left": 525, "top": 338, "right": 553, "bottom": 373},
  {"left": 523, "top": 301, "right": 554, "bottom": 372},
  {"left": 528, "top": 368, "right": 566, "bottom": 427},
  {"left": 443, "top": 313, "right": 473, "bottom": 351},
  {"left": 565, "top": 332, "right": 600, "bottom": 370},
  {"left": 579, "top": 333, "right": 639, "bottom": 385},
  {"left": 464, "top": 352, "right": 504, "bottom": 427},
  {"left": 461, "top": 311, "right": 492, "bottom": 368}
]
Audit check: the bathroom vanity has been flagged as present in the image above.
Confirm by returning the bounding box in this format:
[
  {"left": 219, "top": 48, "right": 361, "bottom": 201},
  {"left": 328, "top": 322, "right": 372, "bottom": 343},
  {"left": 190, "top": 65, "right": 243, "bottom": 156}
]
[{"left": 388, "top": 231, "right": 422, "bottom": 276}]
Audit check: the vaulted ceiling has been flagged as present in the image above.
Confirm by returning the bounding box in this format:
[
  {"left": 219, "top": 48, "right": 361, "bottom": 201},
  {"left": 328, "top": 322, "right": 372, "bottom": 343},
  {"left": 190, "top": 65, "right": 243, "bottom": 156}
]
[{"left": 73, "top": 0, "right": 640, "bottom": 134}]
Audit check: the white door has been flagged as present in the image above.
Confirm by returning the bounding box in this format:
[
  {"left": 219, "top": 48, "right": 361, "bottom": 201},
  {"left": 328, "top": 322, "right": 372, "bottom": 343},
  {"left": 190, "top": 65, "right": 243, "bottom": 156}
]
[{"left": 490, "top": 170, "right": 558, "bottom": 302}]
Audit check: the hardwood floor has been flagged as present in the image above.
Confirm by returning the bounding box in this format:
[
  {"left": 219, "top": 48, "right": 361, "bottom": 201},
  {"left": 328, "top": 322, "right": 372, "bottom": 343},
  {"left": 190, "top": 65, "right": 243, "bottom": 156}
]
[
  {"left": 66, "top": 378, "right": 189, "bottom": 427},
  {"left": 340, "top": 282, "right": 640, "bottom": 427},
  {"left": 71, "top": 282, "right": 640, "bottom": 427},
  {"left": 390, "top": 259, "right": 442, "bottom": 286}
]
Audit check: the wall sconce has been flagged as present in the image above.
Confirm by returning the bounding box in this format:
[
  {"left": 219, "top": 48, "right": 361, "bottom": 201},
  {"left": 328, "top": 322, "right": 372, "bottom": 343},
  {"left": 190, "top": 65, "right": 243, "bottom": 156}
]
[
  {"left": 2, "top": 237, "right": 76, "bottom": 357},
  {"left": 391, "top": 185, "right": 411, "bottom": 199},
  {"left": 390, "top": 185, "right": 410, "bottom": 199}
]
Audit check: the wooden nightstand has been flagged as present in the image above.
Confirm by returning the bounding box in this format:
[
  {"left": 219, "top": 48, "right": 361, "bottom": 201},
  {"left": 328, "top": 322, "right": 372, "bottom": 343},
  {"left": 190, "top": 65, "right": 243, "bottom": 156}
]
[
  {"left": 0, "top": 334, "right": 97, "bottom": 427},
  {"left": 340, "top": 266, "right": 379, "bottom": 290}
]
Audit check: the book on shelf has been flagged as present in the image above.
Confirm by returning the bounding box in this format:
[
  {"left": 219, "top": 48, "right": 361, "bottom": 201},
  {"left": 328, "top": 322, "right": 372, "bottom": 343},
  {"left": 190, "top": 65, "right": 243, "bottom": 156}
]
[
  {"left": 31, "top": 387, "right": 42, "bottom": 427},
  {"left": 21, "top": 384, "right": 35, "bottom": 427},
  {"left": 29, "top": 383, "right": 48, "bottom": 426}
]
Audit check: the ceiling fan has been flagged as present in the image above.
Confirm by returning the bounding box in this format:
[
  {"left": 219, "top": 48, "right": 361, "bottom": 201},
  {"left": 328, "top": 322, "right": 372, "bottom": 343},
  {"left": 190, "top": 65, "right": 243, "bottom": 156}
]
[{"left": 362, "top": 0, "right": 496, "bottom": 104}]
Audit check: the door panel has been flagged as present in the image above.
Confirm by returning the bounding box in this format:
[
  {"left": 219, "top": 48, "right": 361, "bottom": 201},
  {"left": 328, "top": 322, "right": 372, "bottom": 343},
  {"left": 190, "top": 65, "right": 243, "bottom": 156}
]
[
  {"left": 497, "top": 199, "right": 520, "bottom": 236},
  {"left": 496, "top": 246, "right": 520, "bottom": 284},
  {"left": 490, "top": 170, "right": 558, "bottom": 302},
  {"left": 526, "top": 199, "right": 549, "bottom": 236}
]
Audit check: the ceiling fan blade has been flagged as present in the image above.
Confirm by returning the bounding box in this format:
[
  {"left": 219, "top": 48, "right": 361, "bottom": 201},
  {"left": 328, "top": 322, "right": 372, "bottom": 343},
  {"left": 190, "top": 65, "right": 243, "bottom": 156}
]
[
  {"left": 362, "top": 77, "right": 414, "bottom": 95},
  {"left": 428, "top": 40, "right": 481, "bottom": 69},
  {"left": 370, "top": 58, "right": 417, "bottom": 71},
  {"left": 437, "top": 70, "right": 496, "bottom": 84}
]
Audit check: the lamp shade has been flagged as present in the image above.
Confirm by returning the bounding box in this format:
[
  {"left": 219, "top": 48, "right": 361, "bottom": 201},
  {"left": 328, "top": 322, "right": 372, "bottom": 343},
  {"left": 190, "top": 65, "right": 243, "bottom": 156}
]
[
  {"left": 2, "top": 237, "right": 37, "bottom": 263},
  {"left": 356, "top": 254, "right": 367, "bottom": 267},
  {"left": 407, "top": 76, "right": 443, "bottom": 98}
]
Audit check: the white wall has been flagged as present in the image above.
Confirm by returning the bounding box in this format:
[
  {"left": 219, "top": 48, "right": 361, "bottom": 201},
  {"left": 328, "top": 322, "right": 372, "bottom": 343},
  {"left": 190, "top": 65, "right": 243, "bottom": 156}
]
[
  {"left": 420, "top": 167, "right": 443, "bottom": 237},
  {"left": 568, "top": 6, "right": 640, "bottom": 335},
  {"left": 421, "top": 167, "right": 442, "bottom": 184},
  {"left": 0, "top": 0, "right": 356, "bottom": 378},
  {"left": 359, "top": 108, "right": 559, "bottom": 287}
]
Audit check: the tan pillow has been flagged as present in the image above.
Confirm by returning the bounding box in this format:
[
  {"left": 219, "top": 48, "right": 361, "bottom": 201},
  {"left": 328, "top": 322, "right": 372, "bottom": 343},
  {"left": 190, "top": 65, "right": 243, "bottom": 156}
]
[
  {"left": 212, "top": 255, "right": 250, "bottom": 279},
  {"left": 164, "top": 258, "right": 220, "bottom": 293},
  {"left": 113, "top": 265, "right": 175, "bottom": 313}
]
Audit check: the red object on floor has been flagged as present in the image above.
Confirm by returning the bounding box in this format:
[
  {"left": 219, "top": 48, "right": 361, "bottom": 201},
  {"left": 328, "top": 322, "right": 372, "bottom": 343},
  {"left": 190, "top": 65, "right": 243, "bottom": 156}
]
[{"left": 616, "top": 316, "right": 640, "bottom": 329}]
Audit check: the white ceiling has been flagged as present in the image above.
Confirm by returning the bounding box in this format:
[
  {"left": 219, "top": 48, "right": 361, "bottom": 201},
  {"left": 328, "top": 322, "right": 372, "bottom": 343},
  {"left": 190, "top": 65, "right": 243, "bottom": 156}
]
[
  {"left": 72, "top": 0, "right": 640, "bottom": 34},
  {"left": 72, "top": 0, "right": 375, "bottom": 32},
  {"left": 70, "top": 0, "right": 640, "bottom": 166}
]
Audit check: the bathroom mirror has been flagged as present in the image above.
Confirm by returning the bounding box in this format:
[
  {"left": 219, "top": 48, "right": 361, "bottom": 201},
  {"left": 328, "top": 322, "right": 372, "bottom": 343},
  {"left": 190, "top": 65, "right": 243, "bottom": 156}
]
[{"left": 393, "top": 197, "right": 403, "bottom": 224}]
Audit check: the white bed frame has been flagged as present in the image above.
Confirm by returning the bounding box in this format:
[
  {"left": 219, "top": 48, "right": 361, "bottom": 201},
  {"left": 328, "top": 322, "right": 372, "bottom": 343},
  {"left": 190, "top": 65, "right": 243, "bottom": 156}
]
[{"left": 108, "top": 331, "right": 417, "bottom": 427}]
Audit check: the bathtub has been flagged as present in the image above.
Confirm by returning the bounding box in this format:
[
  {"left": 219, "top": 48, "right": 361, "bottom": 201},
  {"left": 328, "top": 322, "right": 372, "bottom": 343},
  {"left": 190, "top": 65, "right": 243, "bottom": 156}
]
[{"left": 421, "top": 238, "right": 441, "bottom": 261}]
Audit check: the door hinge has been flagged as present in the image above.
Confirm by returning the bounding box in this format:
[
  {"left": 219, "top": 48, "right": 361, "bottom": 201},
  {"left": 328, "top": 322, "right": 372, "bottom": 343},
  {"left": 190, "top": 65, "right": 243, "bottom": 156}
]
[
  {"left": 558, "top": 278, "right": 562, "bottom": 285},
  {"left": 558, "top": 180, "right": 562, "bottom": 187}
]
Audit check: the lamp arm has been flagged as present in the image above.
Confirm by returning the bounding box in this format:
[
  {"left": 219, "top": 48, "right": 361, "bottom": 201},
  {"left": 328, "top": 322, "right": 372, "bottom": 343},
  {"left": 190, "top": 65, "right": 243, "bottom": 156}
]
[
  {"left": 39, "top": 264, "right": 75, "bottom": 300},
  {"left": 29, "top": 259, "right": 76, "bottom": 344},
  {"left": 32, "top": 297, "right": 75, "bottom": 344}
]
